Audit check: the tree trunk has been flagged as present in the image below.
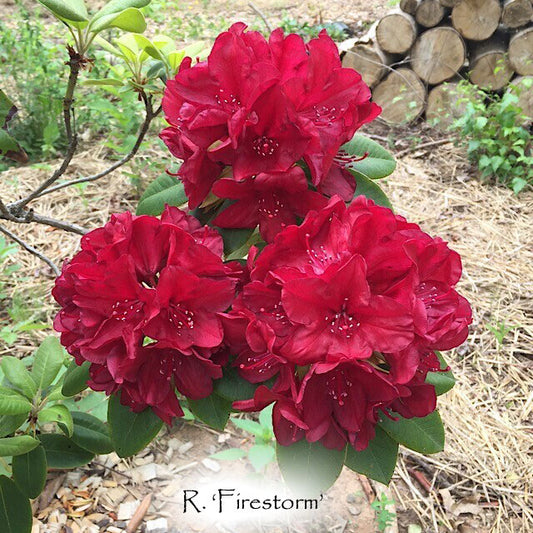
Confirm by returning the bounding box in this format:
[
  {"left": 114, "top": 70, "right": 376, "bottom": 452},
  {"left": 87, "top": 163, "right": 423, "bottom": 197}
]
[
  {"left": 415, "top": 0, "right": 446, "bottom": 28},
  {"left": 372, "top": 68, "right": 427, "bottom": 124},
  {"left": 509, "top": 27, "right": 533, "bottom": 76},
  {"left": 469, "top": 36, "right": 515, "bottom": 90},
  {"left": 342, "top": 44, "right": 393, "bottom": 88},
  {"left": 451, "top": 0, "right": 501, "bottom": 41},
  {"left": 501, "top": 0, "right": 533, "bottom": 30},
  {"left": 376, "top": 12, "right": 418, "bottom": 54},
  {"left": 411, "top": 27, "right": 466, "bottom": 84}
]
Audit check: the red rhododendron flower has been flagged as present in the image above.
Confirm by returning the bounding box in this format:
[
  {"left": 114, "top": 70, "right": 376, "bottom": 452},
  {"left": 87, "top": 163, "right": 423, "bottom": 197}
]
[
  {"left": 212, "top": 167, "right": 327, "bottom": 242},
  {"left": 229, "top": 196, "right": 472, "bottom": 450},
  {"left": 53, "top": 206, "right": 238, "bottom": 423},
  {"left": 160, "top": 22, "right": 379, "bottom": 219}
]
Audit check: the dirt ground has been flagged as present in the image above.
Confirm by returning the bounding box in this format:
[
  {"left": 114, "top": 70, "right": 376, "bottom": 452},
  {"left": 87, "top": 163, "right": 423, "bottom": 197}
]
[{"left": 1, "top": 0, "right": 533, "bottom": 532}]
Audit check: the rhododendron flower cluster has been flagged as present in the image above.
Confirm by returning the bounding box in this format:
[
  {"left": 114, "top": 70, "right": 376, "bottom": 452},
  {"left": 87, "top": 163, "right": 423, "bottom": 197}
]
[
  {"left": 53, "top": 206, "right": 239, "bottom": 423},
  {"left": 160, "top": 22, "right": 379, "bottom": 241},
  {"left": 226, "top": 197, "right": 472, "bottom": 450},
  {"left": 53, "top": 24, "right": 472, "bottom": 462}
]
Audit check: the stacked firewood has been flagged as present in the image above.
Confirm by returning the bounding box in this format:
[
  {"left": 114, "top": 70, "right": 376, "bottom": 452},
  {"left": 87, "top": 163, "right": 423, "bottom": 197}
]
[{"left": 341, "top": 0, "right": 533, "bottom": 124}]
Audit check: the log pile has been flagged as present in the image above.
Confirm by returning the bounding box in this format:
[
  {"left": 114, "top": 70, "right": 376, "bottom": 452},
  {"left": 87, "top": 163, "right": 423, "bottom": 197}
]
[{"left": 341, "top": 0, "right": 533, "bottom": 124}]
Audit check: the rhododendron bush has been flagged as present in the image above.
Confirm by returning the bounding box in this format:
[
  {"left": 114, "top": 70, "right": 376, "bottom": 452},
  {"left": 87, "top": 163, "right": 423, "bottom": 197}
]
[{"left": 52, "top": 23, "right": 472, "bottom": 492}]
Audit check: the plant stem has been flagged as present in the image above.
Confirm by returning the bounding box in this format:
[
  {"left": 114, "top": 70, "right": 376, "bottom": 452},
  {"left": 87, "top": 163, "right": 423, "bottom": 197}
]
[
  {"left": 0, "top": 224, "right": 61, "bottom": 275},
  {"left": 36, "top": 95, "right": 162, "bottom": 196}
]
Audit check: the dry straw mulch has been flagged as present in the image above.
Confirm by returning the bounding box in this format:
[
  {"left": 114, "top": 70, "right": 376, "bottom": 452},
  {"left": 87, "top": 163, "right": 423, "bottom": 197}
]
[{"left": 0, "top": 140, "right": 532, "bottom": 532}]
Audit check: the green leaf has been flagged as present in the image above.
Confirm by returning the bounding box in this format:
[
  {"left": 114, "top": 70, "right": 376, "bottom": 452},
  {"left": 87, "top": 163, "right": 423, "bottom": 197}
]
[
  {"left": 0, "top": 475, "right": 32, "bottom": 533},
  {"left": 136, "top": 174, "right": 187, "bottom": 216},
  {"left": 39, "top": 434, "right": 94, "bottom": 469},
  {"left": 93, "top": 0, "right": 150, "bottom": 18},
  {"left": 248, "top": 444, "right": 275, "bottom": 471},
  {"left": 379, "top": 411, "right": 445, "bottom": 454},
  {"left": 214, "top": 367, "right": 259, "bottom": 402},
  {"left": 218, "top": 227, "right": 255, "bottom": 258},
  {"left": 0, "top": 357, "right": 37, "bottom": 400},
  {"left": 188, "top": 394, "right": 231, "bottom": 431},
  {"left": 0, "top": 388, "right": 32, "bottom": 416},
  {"left": 32, "top": 337, "right": 65, "bottom": 391},
  {"left": 341, "top": 134, "right": 396, "bottom": 179},
  {"left": 90, "top": 8, "right": 147, "bottom": 33},
  {"left": 70, "top": 412, "right": 113, "bottom": 454},
  {"left": 0, "top": 90, "right": 16, "bottom": 127},
  {"left": 425, "top": 352, "right": 455, "bottom": 396},
  {"left": 210, "top": 448, "right": 246, "bottom": 461},
  {"left": 38, "top": 405, "right": 73, "bottom": 437},
  {"left": 0, "top": 130, "right": 19, "bottom": 155},
  {"left": 0, "top": 414, "right": 27, "bottom": 438},
  {"left": 0, "top": 436, "right": 40, "bottom": 457},
  {"left": 276, "top": 440, "right": 345, "bottom": 495},
  {"left": 61, "top": 361, "right": 90, "bottom": 397},
  {"left": 12, "top": 445, "right": 47, "bottom": 499},
  {"left": 351, "top": 170, "right": 393, "bottom": 209},
  {"left": 108, "top": 394, "right": 163, "bottom": 457},
  {"left": 231, "top": 417, "right": 264, "bottom": 437},
  {"left": 37, "top": 0, "right": 89, "bottom": 22},
  {"left": 344, "top": 426, "right": 398, "bottom": 485}
]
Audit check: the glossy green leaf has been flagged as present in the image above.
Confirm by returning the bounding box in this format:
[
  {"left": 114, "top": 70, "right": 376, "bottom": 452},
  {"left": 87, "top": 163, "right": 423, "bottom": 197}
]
[
  {"left": 0, "top": 414, "right": 27, "bottom": 438},
  {"left": 32, "top": 337, "right": 65, "bottom": 391},
  {"left": 344, "top": 426, "right": 398, "bottom": 485},
  {"left": 0, "top": 90, "right": 16, "bottom": 126},
  {"left": 12, "top": 445, "right": 47, "bottom": 499},
  {"left": 61, "top": 360, "right": 90, "bottom": 397},
  {"left": 71, "top": 412, "right": 113, "bottom": 454},
  {"left": 0, "top": 130, "right": 19, "bottom": 156},
  {"left": 0, "top": 436, "right": 40, "bottom": 457},
  {"left": 218, "top": 227, "right": 255, "bottom": 258},
  {"left": 214, "top": 367, "right": 259, "bottom": 402},
  {"left": 38, "top": 405, "right": 73, "bottom": 437},
  {"left": 351, "top": 170, "right": 393, "bottom": 209},
  {"left": 39, "top": 434, "right": 94, "bottom": 469},
  {"left": 276, "top": 440, "right": 345, "bottom": 495},
  {"left": 210, "top": 448, "right": 246, "bottom": 461},
  {"left": 108, "top": 394, "right": 163, "bottom": 457},
  {"left": 90, "top": 8, "right": 146, "bottom": 33},
  {"left": 93, "top": 0, "right": 150, "bottom": 18},
  {"left": 37, "top": 0, "right": 88, "bottom": 21},
  {"left": 0, "top": 357, "right": 37, "bottom": 400},
  {"left": 0, "top": 475, "right": 32, "bottom": 533},
  {"left": 0, "top": 388, "right": 32, "bottom": 416},
  {"left": 188, "top": 394, "right": 231, "bottom": 431},
  {"left": 136, "top": 174, "right": 187, "bottom": 216},
  {"left": 342, "top": 134, "right": 396, "bottom": 179},
  {"left": 379, "top": 411, "right": 445, "bottom": 454},
  {"left": 248, "top": 444, "right": 275, "bottom": 471},
  {"left": 425, "top": 352, "right": 455, "bottom": 396}
]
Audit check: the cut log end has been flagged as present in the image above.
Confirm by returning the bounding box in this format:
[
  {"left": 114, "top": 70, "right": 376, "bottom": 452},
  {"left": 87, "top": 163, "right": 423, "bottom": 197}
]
[
  {"left": 373, "top": 68, "right": 427, "bottom": 124},
  {"left": 451, "top": 0, "right": 501, "bottom": 41},
  {"left": 509, "top": 76, "right": 533, "bottom": 123},
  {"left": 376, "top": 12, "right": 417, "bottom": 54},
  {"left": 411, "top": 27, "right": 466, "bottom": 85},
  {"left": 342, "top": 44, "right": 391, "bottom": 88},
  {"left": 426, "top": 82, "right": 466, "bottom": 128},
  {"left": 416, "top": 0, "right": 446, "bottom": 28},
  {"left": 502, "top": 0, "right": 533, "bottom": 30},
  {"left": 509, "top": 28, "right": 533, "bottom": 76}
]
